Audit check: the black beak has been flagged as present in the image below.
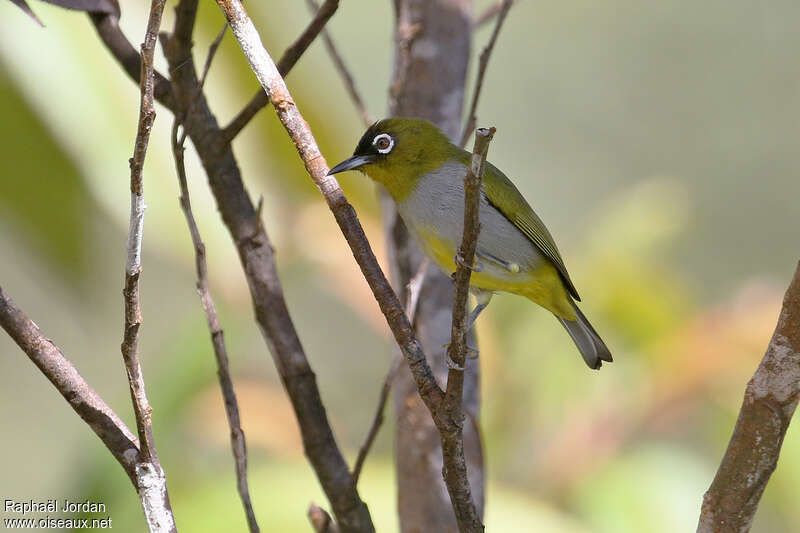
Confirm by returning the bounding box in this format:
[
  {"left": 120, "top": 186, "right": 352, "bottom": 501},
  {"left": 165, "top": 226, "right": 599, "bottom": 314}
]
[{"left": 327, "top": 154, "right": 377, "bottom": 175}]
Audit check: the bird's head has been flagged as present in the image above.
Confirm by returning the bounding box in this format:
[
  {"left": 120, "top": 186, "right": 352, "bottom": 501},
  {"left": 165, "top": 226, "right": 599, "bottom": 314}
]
[{"left": 328, "top": 117, "right": 457, "bottom": 200}]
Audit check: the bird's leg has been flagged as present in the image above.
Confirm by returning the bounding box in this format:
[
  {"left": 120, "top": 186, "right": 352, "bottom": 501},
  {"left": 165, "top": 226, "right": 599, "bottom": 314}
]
[
  {"left": 445, "top": 290, "right": 492, "bottom": 370},
  {"left": 476, "top": 251, "right": 520, "bottom": 274}
]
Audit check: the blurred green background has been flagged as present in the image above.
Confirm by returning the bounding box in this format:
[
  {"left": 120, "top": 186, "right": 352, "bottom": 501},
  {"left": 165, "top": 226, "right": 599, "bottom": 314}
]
[{"left": 1, "top": 0, "right": 799, "bottom": 531}]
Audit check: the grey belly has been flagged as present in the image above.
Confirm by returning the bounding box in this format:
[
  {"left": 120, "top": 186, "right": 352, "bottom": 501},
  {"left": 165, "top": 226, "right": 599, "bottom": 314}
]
[{"left": 397, "top": 163, "right": 545, "bottom": 280}]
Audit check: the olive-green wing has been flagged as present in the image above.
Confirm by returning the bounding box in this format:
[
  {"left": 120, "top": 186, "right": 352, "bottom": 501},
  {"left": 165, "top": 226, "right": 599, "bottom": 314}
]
[{"left": 481, "top": 161, "right": 581, "bottom": 301}]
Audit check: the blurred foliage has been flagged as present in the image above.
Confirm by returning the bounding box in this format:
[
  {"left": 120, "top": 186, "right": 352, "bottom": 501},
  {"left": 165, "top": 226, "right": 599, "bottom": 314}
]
[{"left": 1, "top": 0, "right": 799, "bottom": 532}]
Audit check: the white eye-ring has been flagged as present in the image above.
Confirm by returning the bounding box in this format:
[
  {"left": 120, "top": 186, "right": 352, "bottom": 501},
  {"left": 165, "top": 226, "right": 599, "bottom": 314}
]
[{"left": 373, "top": 133, "right": 394, "bottom": 154}]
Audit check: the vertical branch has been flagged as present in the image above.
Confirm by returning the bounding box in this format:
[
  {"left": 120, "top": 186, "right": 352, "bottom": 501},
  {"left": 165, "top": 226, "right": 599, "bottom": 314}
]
[
  {"left": 121, "top": 0, "right": 176, "bottom": 530},
  {"left": 387, "top": 2, "right": 485, "bottom": 531},
  {"left": 438, "top": 127, "right": 495, "bottom": 533},
  {"left": 171, "top": 121, "right": 260, "bottom": 533},
  {"left": 697, "top": 262, "right": 800, "bottom": 533}
]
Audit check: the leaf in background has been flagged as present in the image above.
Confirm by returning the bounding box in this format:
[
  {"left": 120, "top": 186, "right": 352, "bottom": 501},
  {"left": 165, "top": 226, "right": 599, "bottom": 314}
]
[
  {"left": 0, "top": 66, "right": 93, "bottom": 280},
  {"left": 8, "top": 0, "right": 44, "bottom": 26}
]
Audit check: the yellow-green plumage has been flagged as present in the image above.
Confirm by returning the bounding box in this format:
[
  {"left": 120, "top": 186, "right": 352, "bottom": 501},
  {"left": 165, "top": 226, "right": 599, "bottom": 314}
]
[{"left": 328, "top": 118, "right": 612, "bottom": 369}]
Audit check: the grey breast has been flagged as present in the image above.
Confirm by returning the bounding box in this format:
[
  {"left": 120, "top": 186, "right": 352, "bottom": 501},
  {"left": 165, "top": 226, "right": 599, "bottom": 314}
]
[{"left": 397, "top": 160, "right": 545, "bottom": 279}]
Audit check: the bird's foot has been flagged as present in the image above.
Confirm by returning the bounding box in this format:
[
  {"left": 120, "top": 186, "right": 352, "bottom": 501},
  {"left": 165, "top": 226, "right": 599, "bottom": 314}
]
[
  {"left": 454, "top": 253, "right": 482, "bottom": 272},
  {"left": 446, "top": 354, "right": 465, "bottom": 371},
  {"left": 442, "top": 343, "right": 479, "bottom": 372}
]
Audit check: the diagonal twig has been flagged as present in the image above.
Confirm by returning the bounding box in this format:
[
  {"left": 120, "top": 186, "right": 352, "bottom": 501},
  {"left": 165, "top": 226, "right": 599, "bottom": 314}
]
[
  {"left": 214, "top": 1, "right": 488, "bottom": 530},
  {"left": 351, "top": 258, "right": 428, "bottom": 485},
  {"left": 171, "top": 119, "right": 260, "bottom": 533},
  {"left": 158, "top": 0, "right": 375, "bottom": 530},
  {"left": 0, "top": 286, "right": 140, "bottom": 483},
  {"left": 472, "top": 0, "right": 517, "bottom": 28},
  {"left": 459, "top": 0, "right": 512, "bottom": 148},
  {"left": 221, "top": 0, "right": 340, "bottom": 143},
  {"left": 305, "top": 0, "right": 372, "bottom": 127},
  {"left": 89, "top": 13, "right": 174, "bottom": 110},
  {"left": 697, "top": 261, "right": 800, "bottom": 533},
  {"left": 199, "top": 24, "right": 228, "bottom": 90}
]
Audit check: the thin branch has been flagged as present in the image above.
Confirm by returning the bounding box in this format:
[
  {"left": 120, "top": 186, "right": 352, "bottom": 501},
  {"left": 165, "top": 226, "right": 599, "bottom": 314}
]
[
  {"left": 221, "top": 0, "right": 340, "bottom": 142},
  {"left": 459, "top": 0, "right": 512, "bottom": 148},
  {"left": 352, "top": 258, "right": 428, "bottom": 485},
  {"left": 697, "top": 261, "right": 800, "bottom": 533},
  {"left": 122, "top": 1, "right": 176, "bottom": 530},
  {"left": 0, "top": 286, "right": 140, "bottom": 483},
  {"left": 306, "top": 0, "right": 372, "bottom": 127},
  {"left": 472, "top": 0, "right": 517, "bottom": 28},
  {"left": 171, "top": 120, "right": 260, "bottom": 533},
  {"left": 440, "top": 127, "right": 495, "bottom": 533},
  {"left": 214, "top": 2, "right": 489, "bottom": 530},
  {"left": 388, "top": 19, "right": 422, "bottom": 117},
  {"left": 351, "top": 357, "right": 401, "bottom": 485},
  {"left": 159, "top": 1, "right": 375, "bottom": 530},
  {"left": 199, "top": 24, "right": 228, "bottom": 89},
  {"left": 277, "top": 0, "right": 340, "bottom": 75},
  {"left": 123, "top": 0, "right": 162, "bottom": 466}
]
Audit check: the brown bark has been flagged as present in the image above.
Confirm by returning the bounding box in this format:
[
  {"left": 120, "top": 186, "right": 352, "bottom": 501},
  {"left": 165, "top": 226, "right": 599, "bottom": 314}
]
[
  {"left": 387, "top": 2, "right": 485, "bottom": 531},
  {"left": 160, "top": 4, "right": 375, "bottom": 529},
  {"left": 90, "top": 6, "right": 375, "bottom": 529},
  {"left": 697, "top": 261, "right": 800, "bottom": 533}
]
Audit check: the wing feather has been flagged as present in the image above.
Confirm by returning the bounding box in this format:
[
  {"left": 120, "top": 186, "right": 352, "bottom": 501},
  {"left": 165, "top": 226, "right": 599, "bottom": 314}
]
[{"left": 481, "top": 161, "right": 581, "bottom": 301}]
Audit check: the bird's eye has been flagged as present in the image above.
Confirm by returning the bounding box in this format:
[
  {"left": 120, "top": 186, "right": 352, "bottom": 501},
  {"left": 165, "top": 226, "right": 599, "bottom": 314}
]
[{"left": 373, "top": 133, "right": 394, "bottom": 154}]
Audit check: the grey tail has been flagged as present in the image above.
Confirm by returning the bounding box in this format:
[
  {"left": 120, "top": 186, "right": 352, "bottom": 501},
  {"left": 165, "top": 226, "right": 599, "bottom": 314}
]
[{"left": 557, "top": 303, "right": 613, "bottom": 370}]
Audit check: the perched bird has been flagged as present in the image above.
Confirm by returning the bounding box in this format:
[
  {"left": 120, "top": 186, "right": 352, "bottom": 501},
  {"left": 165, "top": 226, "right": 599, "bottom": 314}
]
[{"left": 328, "top": 118, "right": 612, "bottom": 369}]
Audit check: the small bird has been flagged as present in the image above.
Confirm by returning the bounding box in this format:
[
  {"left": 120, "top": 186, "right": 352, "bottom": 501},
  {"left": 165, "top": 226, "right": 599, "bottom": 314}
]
[{"left": 329, "top": 118, "right": 612, "bottom": 369}]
